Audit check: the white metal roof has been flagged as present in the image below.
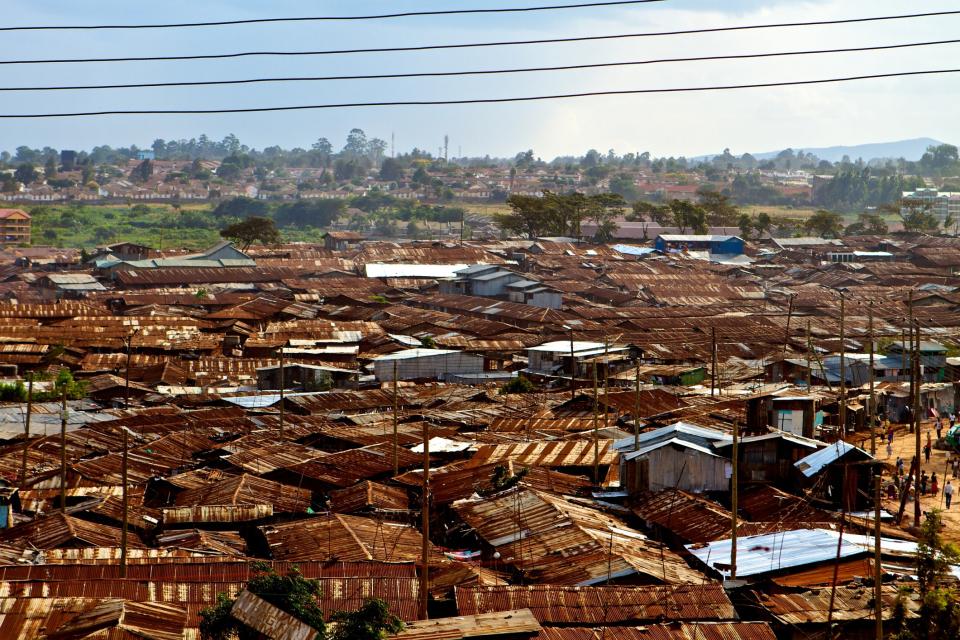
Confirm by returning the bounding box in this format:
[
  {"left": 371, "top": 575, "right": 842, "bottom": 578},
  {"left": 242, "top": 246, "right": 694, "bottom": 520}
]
[
  {"left": 527, "top": 341, "right": 607, "bottom": 353},
  {"left": 372, "top": 348, "right": 461, "bottom": 361},
  {"left": 794, "top": 440, "right": 872, "bottom": 477},
  {"left": 364, "top": 263, "right": 469, "bottom": 279},
  {"left": 686, "top": 528, "right": 865, "bottom": 578}
]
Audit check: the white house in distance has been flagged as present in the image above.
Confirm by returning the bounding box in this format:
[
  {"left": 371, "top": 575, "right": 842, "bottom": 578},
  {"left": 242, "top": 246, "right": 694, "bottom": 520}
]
[
  {"left": 372, "top": 348, "right": 486, "bottom": 382},
  {"left": 439, "top": 264, "right": 563, "bottom": 309},
  {"left": 526, "top": 340, "right": 632, "bottom": 378}
]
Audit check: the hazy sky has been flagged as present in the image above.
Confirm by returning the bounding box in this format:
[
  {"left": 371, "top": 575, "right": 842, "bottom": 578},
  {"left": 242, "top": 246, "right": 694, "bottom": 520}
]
[{"left": 1, "top": 0, "right": 958, "bottom": 158}]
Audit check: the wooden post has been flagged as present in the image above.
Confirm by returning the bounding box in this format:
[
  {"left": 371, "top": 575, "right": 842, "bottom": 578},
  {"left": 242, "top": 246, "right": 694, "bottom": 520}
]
[
  {"left": 710, "top": 327, "right": 717, "bottom": 398},
  {"left": 393, "top": 359, "right": 399, "bottom": 476},
  {"left": 120, "top": 424, "right": 128, "bottom": 578},
  {"left": 601, "top": 340, "right": 609, "bottom": 478},
  {"left": 634, "top": 362, "right": 641, "bottom": 452},
  {"left": 419, "top": 419, "right": 430, "bottom": 620},
  {"left": 838, "top": 292, "right": 846, "bottom": 437},
  {"left": 569, "top": 328, "right": 576, "bottom": 400},
  {"left": 826, "top": 465, "right": 848, "bottom": 639},
  {"left": 278, "top": 345, "right": 285, "bottom": 440},
  {"left": 914, "top": 315, "right": 922, "bottom": 528},
  {"left": 20, "top": 375, "right": 33, "bottom": 483},
  {"left": 806, "top": 320, "right": 813, "bottom": 393},
  {"left": 782, "top": 295, "right": 795, "bottom": 359},
  {"left": 730, "top": 420, "right": 739, "bottom": 581},
  {"left": 592, "top": 361, "right": 600, "bottom": 484},
  {"left": 874, "top": 474, "right": 883, "bottom": 640},
  {"left": 868, "top": 303, "right": 876, "bottom": 455},
  {"left": 59, "top": 385, "right": 67, "bottom": 513}
]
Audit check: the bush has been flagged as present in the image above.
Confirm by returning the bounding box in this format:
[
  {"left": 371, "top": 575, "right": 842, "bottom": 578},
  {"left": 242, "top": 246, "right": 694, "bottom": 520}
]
[{"left": 500, "top": 376, "right": 535, "bottom": 394}]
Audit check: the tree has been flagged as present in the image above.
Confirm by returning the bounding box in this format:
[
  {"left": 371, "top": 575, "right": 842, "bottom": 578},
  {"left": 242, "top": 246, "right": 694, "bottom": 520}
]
[
  {"left": 804, "top": 209, "right": 843, "bottom": 238},
  {"left": 14, "top": 163, "right": 38, "bottom": 185},
  {"left": 893, "top": 198, "right": 940, "bottom": 234},
  {"left": 698, "top": 188, "right": 740, "bottom": 226},
  {"left": 275, "top": 200, "right": 345, "bottom": 228},
  {"left": 754, "top": 212, "right": 772, "bottom": 237},
  {"left": 890, "top": 510, "right": 960, "bottom": 640},
  {"left": 587, "top": 193, "right": 624, "bottom": 242},
  {"left": 495, "top": 194, "right": 550, "bottom": 239},
  {"left": 199, "top": 563, "right": 327, "bottom": 640},
  {"left": 378, "top": 157, "right": 404, "bottom": 182},
  {"left": 342, "top": 128, "right": 368, "bottom": 158},
  {"left": 220, "top": 216, "right": 281, "bottom": 250},
  {"left": 632, "top": 201, "right": 672, "bottom": 226},
  {"left": 738, "top": 213, "right": 754, "bottom": 240},
  {"left": 330, "top": 598, "right": 403, "bottom": 640},
  {"left": 212, "top": 196, "right": 268, "bottom": 218},
  {"left": 129, "top": 159, "right": 153, "bottom": 183},
  {"left": 668, "top": 199, "right": 707, "bottom": 234}
]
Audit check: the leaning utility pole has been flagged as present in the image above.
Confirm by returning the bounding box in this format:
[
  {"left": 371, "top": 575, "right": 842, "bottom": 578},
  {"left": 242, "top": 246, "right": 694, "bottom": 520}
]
[
  {"left": 392, "top": 359, "right": 399, "bottom": 476},
  {"left": 913, "top": 314, "right": 922, "bottom": 528},
  {"left": 868, "top": 303, "right": 876, "bottom": 455},
  {"left": 874, "top": 474, "right": 883, "bottom": 640},
  {"left": 278, "top": 345, "right": 285, "bottom": 440},
  {"left": 20, "top": 375, "right": 33, "bottom": 484},
  {"left": 59, "top": 385, "right": 67, "bottom": 513},
  {"left": 592, "top": 362, "right": 600, "bottom": 484},
  {"left": 710, "top": 327, "right": 717, "bottom": 398},
  {"left": 419, "top": 420, "right": 430, "bottom": 620},
  {"left": 838, "top": 292, "right": 846, "bottom": 437},
  {"left": 730, "top": 420, "right": 739, "bottom": 581},
  {"left": 634, "top": 362, "right": 641, "bottom": 452}
]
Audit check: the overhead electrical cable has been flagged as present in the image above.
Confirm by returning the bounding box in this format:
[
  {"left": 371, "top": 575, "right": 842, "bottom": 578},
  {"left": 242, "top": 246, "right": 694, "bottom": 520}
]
[
  {"left": 0, "top": 68, "right": 957, "bottom": 118},
  {"left": 0, "top": 10, "right": 956, "bottom": 65},
  {"left": 0, "top": 38, "right": 955, "bottom": 92},
  {"left": 0, "top": 1, "right": 669, "bottom": 31}
]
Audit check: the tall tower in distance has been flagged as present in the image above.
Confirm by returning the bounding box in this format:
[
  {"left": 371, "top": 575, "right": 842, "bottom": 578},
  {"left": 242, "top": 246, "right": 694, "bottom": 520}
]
[{"left": 444, "top": 135, "right": 449, "bottom": 162}]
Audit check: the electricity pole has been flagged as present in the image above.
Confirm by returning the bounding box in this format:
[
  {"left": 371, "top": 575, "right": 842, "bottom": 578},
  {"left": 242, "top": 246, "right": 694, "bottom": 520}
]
[
  {"left": 868, "top": 303, "right": 876, "bottom": 455},
  {"left": 20, "top": 375, "right": 33, "bottom": 483}
]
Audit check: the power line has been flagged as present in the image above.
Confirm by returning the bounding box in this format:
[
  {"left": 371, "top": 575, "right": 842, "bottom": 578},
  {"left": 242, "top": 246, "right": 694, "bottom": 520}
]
[
  {"left": 0, "top": 10, "right": 957, "bottom": 66},
  {"left": 0, "top": 1, "right": 669, "bottom": 31},
  {"left": 1, "top": 68, "right": 957, "bottom": 119},
  {"left": 1, "top": 38, "right": 956, "bottom": 92}
]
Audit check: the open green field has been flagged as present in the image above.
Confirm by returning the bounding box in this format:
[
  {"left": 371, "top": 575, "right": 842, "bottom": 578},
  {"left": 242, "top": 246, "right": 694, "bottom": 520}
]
[{"left": 14, "top": 203, "right": 342, "bottom": 251}]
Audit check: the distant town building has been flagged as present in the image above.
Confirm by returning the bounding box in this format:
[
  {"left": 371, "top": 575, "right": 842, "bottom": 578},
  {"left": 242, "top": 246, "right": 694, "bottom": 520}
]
[
  {"left": 0, "top": 208, "right": 31, "bottom": 245},
  {"left": 902, "top": 188, "right": 960, "bottom": 222}
]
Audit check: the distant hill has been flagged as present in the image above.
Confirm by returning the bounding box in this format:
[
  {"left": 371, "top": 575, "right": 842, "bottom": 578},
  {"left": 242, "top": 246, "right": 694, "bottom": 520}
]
[{"left": 695, "top": 137, "right": 946, "bottom": 164}]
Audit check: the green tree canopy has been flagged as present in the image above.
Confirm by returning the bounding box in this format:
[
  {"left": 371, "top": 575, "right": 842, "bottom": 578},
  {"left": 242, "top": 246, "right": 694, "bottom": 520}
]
[
  {"left": 220, "top": 216, "right": 281, "bottom": 250},
  {"left": 804, "top": 209, "right": 844, "bottom": 238}
]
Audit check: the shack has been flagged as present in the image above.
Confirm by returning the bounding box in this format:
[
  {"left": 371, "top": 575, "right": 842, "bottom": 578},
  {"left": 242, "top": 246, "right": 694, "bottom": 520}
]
[
  {"left": 620, "top": 422, "right": 731, "bottom": 494},
  {"left": 372, "top": 348, "right": 486, "bottom": 382}
]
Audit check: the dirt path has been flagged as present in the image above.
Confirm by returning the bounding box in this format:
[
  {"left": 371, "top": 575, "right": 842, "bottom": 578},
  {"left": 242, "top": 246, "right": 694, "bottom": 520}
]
[{"left": 871, "top": 420, "right": 960, "bottom": 542}]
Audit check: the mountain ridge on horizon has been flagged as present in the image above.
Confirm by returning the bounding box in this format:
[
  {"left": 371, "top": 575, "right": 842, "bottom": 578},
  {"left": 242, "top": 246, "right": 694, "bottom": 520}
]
[{"left": 694, "top": 137, "right": 948, "bottom": 164}]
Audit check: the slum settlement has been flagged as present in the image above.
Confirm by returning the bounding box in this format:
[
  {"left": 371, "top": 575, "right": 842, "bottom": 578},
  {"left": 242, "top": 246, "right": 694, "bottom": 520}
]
[{"left": 0, "top": 234, "right": 957, "bottom": 639}]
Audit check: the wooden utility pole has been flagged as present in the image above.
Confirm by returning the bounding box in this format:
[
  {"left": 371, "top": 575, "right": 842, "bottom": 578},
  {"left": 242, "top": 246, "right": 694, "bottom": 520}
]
[
  {"left": 913, "top": 315, "right": 922, "bottom": 528},
  {"left": 601, "top": 340, "right": 609, "bottom": 476},
  {"left": 874, "top": 474, "right": 883, "bottom": 640},
  {"left": 569, "top": 327, "right": 576, "bottom": 400},
  {"left": 868, "top": 303, "right": 876, "bottom": 455},
  {"left": 806, "top": 320, "right": 813, "bottom": 393},
  {"left": 419, "top": 420, "right": 430, "bottom": 620},
  {"left": 592, "top": 362, "right": 600, "bottom": 484},
  {"left": 20, "top": 375, "right": 33, "bottom": 483},
  {"left": 782, "top": 295, "right": 795, "bottom": 359},
  {"left": 392, "top": 359, "right": 399, "bottom": 476},
  {"left": 59, "top": 385, "right": 67, "bottom": 513},
  {"left": 122, "top": 331, "right": 136, "bottom": 578},
  {"left": 838, "top": 293, "right": 846, "bottom": 437},
  {"left": 278, "top": 345, "right": 285, "bottom": 440},
  {"left": 826, "top": 465, "right": 848, "bottom": 639},
  {"left": 634, "top": 362, "right": 641, "bottom": 452},
  {"left": 710, "top": 327, "right": 717, "bottom": 398},
  {"left": 730, "top": 420, "right": 739, "bottom": 581}
]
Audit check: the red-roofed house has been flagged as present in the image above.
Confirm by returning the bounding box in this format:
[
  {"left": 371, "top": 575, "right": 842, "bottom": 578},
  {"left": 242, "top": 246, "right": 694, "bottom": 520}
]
[{"left": 0, "top": 208, "right": 30, "bottom": 245}]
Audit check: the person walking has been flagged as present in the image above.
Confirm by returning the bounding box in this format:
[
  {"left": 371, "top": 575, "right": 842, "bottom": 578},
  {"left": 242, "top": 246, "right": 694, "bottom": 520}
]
[
  {"left": 887, "top": 425, "right": 895, "bottom": 445},
  {"left": 945, "top": 480, "right": 954, "bottom": 509},
  {"left": 937, "top": 420, "right": 943, "bottom": 441},
  {"left": 896, "top": 456, "right": 904, "bottom": 476},
  {"left": 887, "top": 440, "right": 893, "bottom": 458},
  {"left": 924, "top": 441, "right": 932, "bottom": 463},
  {"left": 931, "top": 473, "right": 939, "bottom": 497},
  {"left": 921, "top": 472, "right": 929, "bottom": 495}
]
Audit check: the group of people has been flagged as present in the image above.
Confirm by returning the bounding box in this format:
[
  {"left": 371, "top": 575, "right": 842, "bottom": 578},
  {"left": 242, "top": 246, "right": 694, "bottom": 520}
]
[{"left": 890, "top": 453, "right": 958, "bottom": 509}]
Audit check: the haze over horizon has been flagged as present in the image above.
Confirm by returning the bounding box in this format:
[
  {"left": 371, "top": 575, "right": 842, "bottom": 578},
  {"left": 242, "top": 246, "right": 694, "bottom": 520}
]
[{"left": 2, "top": 0, "right": 959, "bottom": 158}]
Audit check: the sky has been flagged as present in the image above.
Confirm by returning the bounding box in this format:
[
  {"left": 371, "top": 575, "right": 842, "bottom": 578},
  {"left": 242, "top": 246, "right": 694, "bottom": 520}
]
[{"left": 1, "top": 0, "right": 958, "bottom": 159}]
